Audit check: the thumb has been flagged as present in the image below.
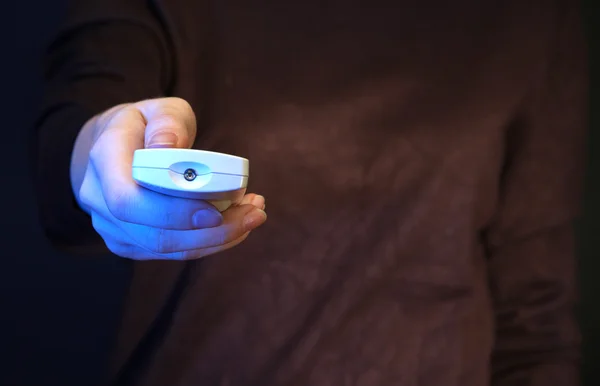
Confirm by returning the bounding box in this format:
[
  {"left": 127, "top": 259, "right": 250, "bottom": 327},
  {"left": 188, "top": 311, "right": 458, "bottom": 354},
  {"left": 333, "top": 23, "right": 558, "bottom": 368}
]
[{"left": 134, "top": 97, "right": 197, "bottom": 149}]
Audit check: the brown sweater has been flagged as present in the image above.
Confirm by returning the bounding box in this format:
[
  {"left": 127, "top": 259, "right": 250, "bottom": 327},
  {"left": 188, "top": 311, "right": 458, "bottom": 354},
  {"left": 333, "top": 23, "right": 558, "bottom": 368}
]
[{"left": 33, "top": 0, "right": 588, "bottom": 385}]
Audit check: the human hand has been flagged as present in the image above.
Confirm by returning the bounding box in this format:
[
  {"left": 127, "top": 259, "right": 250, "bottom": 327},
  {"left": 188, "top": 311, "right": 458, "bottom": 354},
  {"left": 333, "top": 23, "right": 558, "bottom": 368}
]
[{"left": 73, "top": 97, "right": 266, "bottom": 260}]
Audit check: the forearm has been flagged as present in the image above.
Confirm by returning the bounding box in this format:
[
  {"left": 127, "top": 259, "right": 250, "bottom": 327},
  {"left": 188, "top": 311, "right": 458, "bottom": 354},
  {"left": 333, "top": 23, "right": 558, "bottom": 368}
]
[{"left": 32, "top": 4, "right": 173, "bottom": 251}]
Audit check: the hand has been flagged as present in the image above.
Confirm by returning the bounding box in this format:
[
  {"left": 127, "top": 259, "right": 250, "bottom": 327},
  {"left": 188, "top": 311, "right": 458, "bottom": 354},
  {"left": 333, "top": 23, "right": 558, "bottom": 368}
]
[{"left": 73, "top": 97, "right": 267, "bottom": 260}]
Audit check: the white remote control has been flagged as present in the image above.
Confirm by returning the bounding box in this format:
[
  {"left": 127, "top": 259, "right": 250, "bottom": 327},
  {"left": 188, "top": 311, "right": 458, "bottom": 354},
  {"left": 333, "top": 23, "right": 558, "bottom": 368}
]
[{"left": 132, "top": 148, "right": 249, "bottom": 211}]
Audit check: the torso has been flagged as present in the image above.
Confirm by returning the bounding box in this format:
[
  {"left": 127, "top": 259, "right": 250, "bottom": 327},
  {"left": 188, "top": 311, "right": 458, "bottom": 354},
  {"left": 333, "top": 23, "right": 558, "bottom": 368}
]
[{"left": 114, "top": 1, "right": 559, "bottom": 385}]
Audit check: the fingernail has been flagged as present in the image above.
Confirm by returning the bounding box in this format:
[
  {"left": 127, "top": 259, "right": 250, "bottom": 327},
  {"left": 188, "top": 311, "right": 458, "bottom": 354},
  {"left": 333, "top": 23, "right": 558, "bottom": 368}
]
[
  {"left": 251, "top": 195, "right": 265, "bottom": 208},
  {"left": 147, "top": 132, "right": 178, "bottom": 148},
  {"left": 193, "top": 209, "right": 223, "bottom": 228},
  {"left": 243, "top": 208, "right": 267, "bottom": 232}
]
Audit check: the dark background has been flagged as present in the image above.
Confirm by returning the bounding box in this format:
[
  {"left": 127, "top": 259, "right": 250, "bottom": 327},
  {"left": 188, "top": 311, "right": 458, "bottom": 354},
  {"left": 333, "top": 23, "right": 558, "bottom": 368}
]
[{"left": 1, "top": 1, "right": 598, "bottom": 385}]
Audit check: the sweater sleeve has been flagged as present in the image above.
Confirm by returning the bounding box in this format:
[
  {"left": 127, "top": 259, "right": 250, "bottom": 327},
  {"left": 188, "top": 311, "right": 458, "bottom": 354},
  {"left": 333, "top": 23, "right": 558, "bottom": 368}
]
[
  {"left": 31, "top": 0, "right": 175, "bottom": 253},
  {"left": 486, "top": 1, "right": 588, "bottom": 385}
]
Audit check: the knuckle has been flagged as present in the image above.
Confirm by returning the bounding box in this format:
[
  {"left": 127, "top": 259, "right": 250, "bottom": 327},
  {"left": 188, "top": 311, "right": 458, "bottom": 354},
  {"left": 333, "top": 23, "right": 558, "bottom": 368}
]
[
  {"left": 146, "top": 228, "right": 172, "bottom": 254},
  {"left": 229, "top": 221, "right": 247, "bottom": 244},
  {"left": 88, "top": 131, "right": 116, "bottom": 168},
  {"left": 88, "top": 139, "right": 104, "bottom": 165},
  {"left": 211, "top": 228, "right": 229, "bottom": 247},
  {"left": 78, "top": 180, "right": 93, "bottom": 208},
  {"left": 112, "top": 104, "right": 140, "bottom": 120},
  {"left": 96, "top": 103, "right": 131, "bottom": 128}
]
